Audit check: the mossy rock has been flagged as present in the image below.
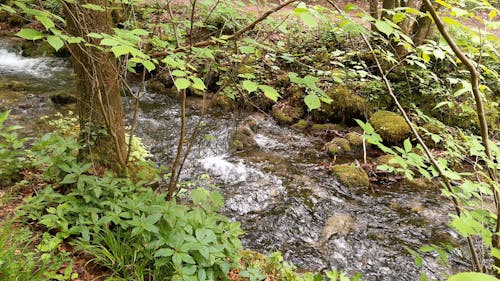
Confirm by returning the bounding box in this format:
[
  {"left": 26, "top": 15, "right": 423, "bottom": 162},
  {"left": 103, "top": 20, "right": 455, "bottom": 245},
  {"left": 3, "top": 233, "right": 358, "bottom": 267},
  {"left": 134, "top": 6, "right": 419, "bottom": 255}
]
[
  {"left": 212, "top": 95, "right": 237, "bottom": 112},
  {"left": 49, "top": 91, "right": 77, "bottom": 105},
  {"left": 330, "top": 164, "right": 369, "bottom": 188},
  {"left": 375, "top": 154, "right": 401, "bottom": 169},
  {"left": 291, "top": 119, "right": 310, "bottom": 131},
  {"left": 229, "top": 126, "right": 259, "bottom": 152},
  {"left": 21, "top": 41, "right": 56, "bottom": 57},
  {"left": 311, "top": 85, "right": 369, "bottom": 124},
  {"left": 345, "top": 132, "right": 363, "bottom": 147},
  {"left": 311, "top": 123, "right": 342, "bottom": 136},
  {"left": 145, "top": 79, "right": 166, "bottom": 94},
  {"left": 272, "top": 102, "right": 304, "bottom": 125},
  {"left": 2, "top": 80, "right": 28, "bottom": 91},
  {"left": 325, "top": 137, "right": 351, "bottom": 156},
  {"left": 369, "top": 110, "right": 410, "bottom": 143}
]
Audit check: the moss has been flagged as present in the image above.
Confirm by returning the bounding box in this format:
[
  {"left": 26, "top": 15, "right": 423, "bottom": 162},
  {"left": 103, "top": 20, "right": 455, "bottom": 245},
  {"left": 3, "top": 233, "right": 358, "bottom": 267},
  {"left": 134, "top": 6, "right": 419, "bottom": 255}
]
[
  {"left": 325, "top": 137, "right": 351, "bottom": 156},
  {"left": 311, "top": 123, "right": 342, "bottom": 136},
  {"left": 229, "top": 126, "right": 258, "bottom": 152},
  {"left": 21, "top": 41, "right": 56, "bottom": 57},
  {"left": 291, "top": 119, "right": 310, "bottom": 131},
  {"left": 369, "top": 110, "right": 410, "bottom": 143},
  {"left": 311, "top": 85, "right": 369, "bottom": 124},
  {"left": 3, "top": 81, "right": 28, "bottom": 91},
  {"left": 212, "top": 95, "right": 236, "bottom": 112},
  {"left": 272, "top": 102, "right": 304, "bottom": 125},
  {"left": 330, "top": 164, "right": 370, "bottom": 188},
  {"left": 145, "top": 79, "right": 166, "bottom": 94},
  {"left": 375, "top": 154, "right": 401, "bottom": 169},
  {"left": 345, "top": 132, "right": 363, "bottom": 147}
]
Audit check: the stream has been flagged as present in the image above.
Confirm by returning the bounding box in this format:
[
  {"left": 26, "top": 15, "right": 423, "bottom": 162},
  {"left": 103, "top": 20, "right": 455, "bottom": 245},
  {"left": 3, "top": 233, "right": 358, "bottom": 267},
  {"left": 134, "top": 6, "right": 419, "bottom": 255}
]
[{"left": 0, "top": 42, "right": 466, "bottom": 280}]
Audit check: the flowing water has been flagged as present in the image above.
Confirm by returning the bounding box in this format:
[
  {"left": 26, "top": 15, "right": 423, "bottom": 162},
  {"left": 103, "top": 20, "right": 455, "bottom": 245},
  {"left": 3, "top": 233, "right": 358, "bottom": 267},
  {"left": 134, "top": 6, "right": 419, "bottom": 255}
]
[{"left": 0, "top": 43, "right": 466, "bottom": 280}]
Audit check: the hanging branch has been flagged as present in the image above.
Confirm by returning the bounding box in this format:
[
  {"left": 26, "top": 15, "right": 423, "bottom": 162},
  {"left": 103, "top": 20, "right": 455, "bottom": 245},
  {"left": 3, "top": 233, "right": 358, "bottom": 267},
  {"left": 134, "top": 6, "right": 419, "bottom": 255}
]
[
  {"left": 151, "top": 0, "right": 300, "bottom": 57},
  {"left": 421, "top": 0, "right": 499, "bottom": 274},
  {"left": 325, "top": 0, "right": 484, "bottom": 271}
]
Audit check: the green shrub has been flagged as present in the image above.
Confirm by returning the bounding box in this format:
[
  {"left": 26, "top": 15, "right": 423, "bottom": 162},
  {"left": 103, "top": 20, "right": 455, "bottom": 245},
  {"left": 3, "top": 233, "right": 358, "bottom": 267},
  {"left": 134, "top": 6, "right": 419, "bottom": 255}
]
[
  {"left": 0, "top": 110, "right": 30, "bottom": 184},
  {"left": 21, "top": 144, "right": 243, "bottom": 280},
  {"left": 0, "top": 220, "right": 75, "bottom": 280}
]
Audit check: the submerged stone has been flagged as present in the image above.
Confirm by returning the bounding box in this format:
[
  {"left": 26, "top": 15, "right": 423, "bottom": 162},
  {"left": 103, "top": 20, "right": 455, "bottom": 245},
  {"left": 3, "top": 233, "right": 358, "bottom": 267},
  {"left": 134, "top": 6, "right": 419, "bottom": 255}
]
[
  {"left": 369, "top": 110, "right": 410, "bottom": 143},
  {"left": 229, "top": 126, "right": 259, "bottom": 152},
  {"left": 330, "top": 164, "right": 369, "bottom": 188},
  {"left": 317, "top": 213, "right": 356, "bottom": 248}
]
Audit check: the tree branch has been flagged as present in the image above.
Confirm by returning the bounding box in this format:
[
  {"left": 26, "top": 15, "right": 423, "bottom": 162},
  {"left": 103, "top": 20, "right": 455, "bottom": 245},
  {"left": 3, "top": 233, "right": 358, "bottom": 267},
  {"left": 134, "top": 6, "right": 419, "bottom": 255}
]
[{"left": 151, "top": 0, "right": 300, "bottom": 58}]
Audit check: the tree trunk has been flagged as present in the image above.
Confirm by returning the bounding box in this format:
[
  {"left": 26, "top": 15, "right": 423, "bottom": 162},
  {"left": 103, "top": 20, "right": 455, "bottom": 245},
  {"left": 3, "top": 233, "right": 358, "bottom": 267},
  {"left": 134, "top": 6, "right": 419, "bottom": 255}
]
[
  {"left": 370, "top": 0, "right": 379, "bottom": 31},
  {"left": 412, "top": 3, "right": 435, "bottom": 46},
  {"left": 63, "top": 0, "right": 127, "bottom": 173}
]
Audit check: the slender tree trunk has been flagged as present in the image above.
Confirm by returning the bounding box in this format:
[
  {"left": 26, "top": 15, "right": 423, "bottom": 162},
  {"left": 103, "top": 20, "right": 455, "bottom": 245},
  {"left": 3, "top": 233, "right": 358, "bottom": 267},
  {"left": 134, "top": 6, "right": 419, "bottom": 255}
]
[
  {"left": 63, "top": 0, "right": 127, "bottom": 173},
  {"left": 370, "top": 0, "right": 379, "bottom": 31},
  {"left": 412, "top": 3, "right": 435, "bottom": 46}
]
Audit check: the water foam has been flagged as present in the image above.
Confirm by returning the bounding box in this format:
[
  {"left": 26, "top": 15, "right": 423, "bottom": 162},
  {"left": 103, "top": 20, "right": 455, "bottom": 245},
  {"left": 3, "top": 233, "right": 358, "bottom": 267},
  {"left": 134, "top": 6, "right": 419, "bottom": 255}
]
[{"left": 0, "top": 47, "right": 68, "bottom": 78}]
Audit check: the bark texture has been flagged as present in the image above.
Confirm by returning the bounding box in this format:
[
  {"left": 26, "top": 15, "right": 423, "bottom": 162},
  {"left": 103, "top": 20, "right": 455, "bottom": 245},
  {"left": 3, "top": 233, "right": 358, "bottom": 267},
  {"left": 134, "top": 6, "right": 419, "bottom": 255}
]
[{"left": 63, "top": 0, "right": 127, "bottom": 172}]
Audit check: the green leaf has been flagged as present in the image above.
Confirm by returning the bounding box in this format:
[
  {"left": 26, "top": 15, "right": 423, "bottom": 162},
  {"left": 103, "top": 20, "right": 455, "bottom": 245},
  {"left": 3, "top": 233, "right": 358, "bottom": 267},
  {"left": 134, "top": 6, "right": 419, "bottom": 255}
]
[
  {"left": 155, "top": 248, "right": 175, "bottom": 257},
  {"left": 142, "top": 60, "right": 156, "bottom": 72},
  {"left": 304, "top": 94, "right": 321, "bottom": 110},
  {"left": 16, "top": 28, "right": 44, "bottom": 40},
  {"left": 81, "top": 4, "right": 105, "bottom": 11},
  {"left": 344, "top": 4, "right": 358, "bottom": 12},
  {"left": 110, "top": 45, "right": 130, "bottom": 57},
  {"left": 375, "top": 20, "right": 394, "bottom": 37},
  {"left": 258, "top": 85, "right": 280, "bottom": 101},
  {"left": 175, "top": 78, "right": 191, "bottom": 90},
  {"left": 299, "top": 12, "right": 317, "bottom": 28},
  {"left": 47, "top": 35, "right": 64, "bottom": 51},
  {"left": 403, "top": 139, "right": 412, "bottom": 153},
  {"left": 191, "top": 77, "right": 206, "bottom": 90},
  {"left": 447, "top": 272, "right": 500, "bottom": 281},
  {"left": 242, "top": 80, "right": 258, "bottom": 93},
  {"left": 35, "top": 15, "right": 55, "bottom": 29},
  {"left": 172, "top": 70, "right": 186, "bottom": 77},
  {"left": 392, "top": 13, "right": 406, "bottom": 23}
]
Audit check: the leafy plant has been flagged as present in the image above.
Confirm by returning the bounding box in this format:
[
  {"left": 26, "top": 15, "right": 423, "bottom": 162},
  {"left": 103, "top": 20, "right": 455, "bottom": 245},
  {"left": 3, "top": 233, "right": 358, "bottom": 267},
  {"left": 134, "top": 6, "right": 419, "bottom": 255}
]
[
  {"left": 0, "top": 110, "right": 30, "bottom": 184},
  {"left": 0, "top": 220, "right": 76, "bottom": 281}
]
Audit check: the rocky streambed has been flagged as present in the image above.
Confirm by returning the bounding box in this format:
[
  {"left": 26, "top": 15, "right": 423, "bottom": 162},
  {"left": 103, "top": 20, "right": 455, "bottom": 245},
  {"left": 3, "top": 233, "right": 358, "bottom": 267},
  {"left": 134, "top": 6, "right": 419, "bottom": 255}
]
[{"left": 0, "top": 42, "right": 466, "bottom": 280}]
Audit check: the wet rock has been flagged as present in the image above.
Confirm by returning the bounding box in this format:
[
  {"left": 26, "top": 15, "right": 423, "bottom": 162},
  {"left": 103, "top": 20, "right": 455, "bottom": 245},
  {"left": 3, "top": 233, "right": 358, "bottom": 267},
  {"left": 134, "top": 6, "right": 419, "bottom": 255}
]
[
  {"left": 316, "top": 213, "right": 356, "bottom": 248},
  {"left": 229, "top": 126, "right": 259, "bottom": 152},
  {"left": 272, "top": 102, "right": 304, "bottom": 125},
  {"left": 244, "top": 113, "right": 266, "bottom": 130},
  {"left": 49, "top": 91, "right": 77, "bottom": 105},
  {"left": 369, "top": 110, "right": 410, "bottom": 143},
  {"left": 325, "top": 137, "right": 351, "bottom": 156},
  {"left": 330, "top": 164, "right": 369, "bottom": 188},
  {"left": 145, "top": 79, "right": 166, "bottom": 94},
  {"left": 408, "top": 178, "right": 435, "bottom": 189}
]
